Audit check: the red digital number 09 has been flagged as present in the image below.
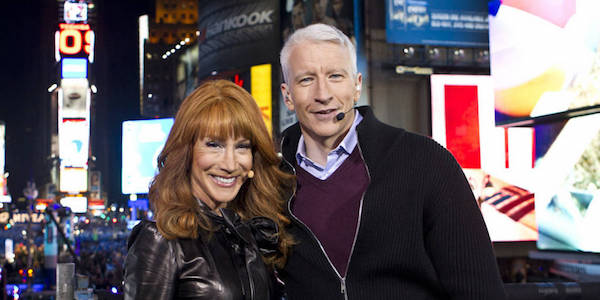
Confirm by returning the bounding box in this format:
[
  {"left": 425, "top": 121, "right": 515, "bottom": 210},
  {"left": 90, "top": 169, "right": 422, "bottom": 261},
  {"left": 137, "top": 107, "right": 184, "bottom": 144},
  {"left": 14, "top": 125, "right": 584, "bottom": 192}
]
[{"left": 60, "top": 29, "right": 93, "bottom": 55}]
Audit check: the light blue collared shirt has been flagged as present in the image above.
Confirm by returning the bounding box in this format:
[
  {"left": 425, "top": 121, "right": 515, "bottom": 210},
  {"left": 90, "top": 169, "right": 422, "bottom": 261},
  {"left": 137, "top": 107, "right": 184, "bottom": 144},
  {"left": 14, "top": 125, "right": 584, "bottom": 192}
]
[{"left": 296, "top": 110, "right": 363, "bottom": 180}]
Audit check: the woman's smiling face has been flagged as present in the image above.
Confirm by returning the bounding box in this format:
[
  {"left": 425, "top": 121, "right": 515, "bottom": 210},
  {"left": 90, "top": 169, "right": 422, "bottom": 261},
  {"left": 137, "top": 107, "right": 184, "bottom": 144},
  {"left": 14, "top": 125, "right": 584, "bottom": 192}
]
[{"left": 190, "top": 136, "right": 253, "bottom": 212}]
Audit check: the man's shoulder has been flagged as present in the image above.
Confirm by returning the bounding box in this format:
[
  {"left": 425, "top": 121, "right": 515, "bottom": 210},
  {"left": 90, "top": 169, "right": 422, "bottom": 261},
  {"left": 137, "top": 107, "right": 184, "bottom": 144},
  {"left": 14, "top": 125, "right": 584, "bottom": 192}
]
[
  {"left": 281, "top": 122, "right": 301, "bottom": 140},
  {"left": 280, "top": 122, "right": 301, "bottom": 160}
]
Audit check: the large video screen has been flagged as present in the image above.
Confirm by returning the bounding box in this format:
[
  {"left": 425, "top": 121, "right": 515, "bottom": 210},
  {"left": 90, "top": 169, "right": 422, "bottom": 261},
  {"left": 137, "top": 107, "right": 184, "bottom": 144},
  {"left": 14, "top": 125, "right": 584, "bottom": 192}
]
[
  {"left": 122, "top": 118, "right": 173, "bottom": 195},
  {"left": 0, "top": 122, "right": 9, "bottom": 203},
  {"left": 534, "top": 114, "right": 600, "bottom": 253},
  {"left": 431, "top": 75, "right": 537, "bottom": 243},
  {"left": 489, "top": 0, "right": 600, "bottom": 126},
  {"left": 385, "top": 0, "right": 489, "bottom": 47}
]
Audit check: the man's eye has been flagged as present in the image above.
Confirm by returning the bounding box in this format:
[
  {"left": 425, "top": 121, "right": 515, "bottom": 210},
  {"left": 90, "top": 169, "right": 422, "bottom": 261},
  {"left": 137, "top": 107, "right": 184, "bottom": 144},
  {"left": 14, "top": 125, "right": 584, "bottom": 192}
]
[
  {"left": 330, "top": 74, "right": 343, "bottom": 79},
  {"left": 299, "top": 77, "right": 312, "bottom": 83}
]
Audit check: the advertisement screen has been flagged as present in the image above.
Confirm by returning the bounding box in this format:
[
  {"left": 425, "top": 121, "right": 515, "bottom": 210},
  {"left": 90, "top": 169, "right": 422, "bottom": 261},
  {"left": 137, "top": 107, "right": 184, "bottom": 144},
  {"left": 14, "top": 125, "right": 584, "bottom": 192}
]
[
  {"left": 0, "top": 122, "right": 4, "bottom": 175},
  {"left": 60, "top": 196, "right": 87, "bottom": 214},
  {"left": 122, "top": 118, "right": 174, "bottom": 194},
  {"left": 196, "top": 0, "right": 280, "bottom": 78},
  {"left": 59, "top": 118, "right": 89, "bottom": 167},
  {"left": 64, "top": 1, "right": 88, "bottom": 22},
  {"left": 0, "top": 122, "right": 9, "bottom": 203},
  {"left": 60, "top": 78, "right": 89, "bottom": 118},
  {"left": 489, "top": 0, "right": 600, "bottom": 126},
  {"left": 385, "top": 0, "right": 489, "bottom": 47},
  {"left": 59, "top": 167, "right": 87, "bottom": 193},
  {"left": 62, "top": 58, "right": 88, "bottom": 79},
  {"left": 534, "top": 114, "right": 600, "bottom": 253},
  {"left": 431, "top": 75, "right": 537, "bottom": 243}
]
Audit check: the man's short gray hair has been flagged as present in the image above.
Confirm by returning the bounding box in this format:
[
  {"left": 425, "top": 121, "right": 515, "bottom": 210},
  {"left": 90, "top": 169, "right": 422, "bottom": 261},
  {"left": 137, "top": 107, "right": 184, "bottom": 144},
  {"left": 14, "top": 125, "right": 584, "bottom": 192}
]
[{"left": 280, "top": 23, "right": 357, "bottom": 83}]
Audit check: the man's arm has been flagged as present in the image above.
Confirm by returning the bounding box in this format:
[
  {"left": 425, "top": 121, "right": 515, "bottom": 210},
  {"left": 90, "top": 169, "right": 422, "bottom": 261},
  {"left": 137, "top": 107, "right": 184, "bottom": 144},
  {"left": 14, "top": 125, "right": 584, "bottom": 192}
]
[{"left": 423, "top": 148, "right": 507, "bottom": 300}]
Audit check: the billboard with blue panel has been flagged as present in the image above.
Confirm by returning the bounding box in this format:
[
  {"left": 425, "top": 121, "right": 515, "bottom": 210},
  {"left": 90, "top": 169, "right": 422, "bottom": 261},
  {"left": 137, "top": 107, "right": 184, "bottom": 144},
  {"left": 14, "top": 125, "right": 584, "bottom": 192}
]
[{"left": 385, "top": 0, "right": 489, "bottom": 47}]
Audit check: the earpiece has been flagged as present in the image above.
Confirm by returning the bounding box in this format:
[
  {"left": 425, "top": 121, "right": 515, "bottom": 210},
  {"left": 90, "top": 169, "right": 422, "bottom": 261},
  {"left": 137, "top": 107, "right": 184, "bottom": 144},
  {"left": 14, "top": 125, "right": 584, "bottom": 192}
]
[
  {"left": 356, "top": 85, "right": 361, "bottom": 91},
  {"left": 247, "top": 170, "right": 254, "bottom": 179}
]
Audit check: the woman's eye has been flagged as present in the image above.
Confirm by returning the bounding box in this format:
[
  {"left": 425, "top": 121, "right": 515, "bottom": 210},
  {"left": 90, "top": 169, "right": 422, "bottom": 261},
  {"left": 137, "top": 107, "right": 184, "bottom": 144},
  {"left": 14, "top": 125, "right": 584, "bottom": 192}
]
[
  {"left": 237, "top": 143, "right": 252, "bottom": 149},
  {"left": 205, "top": 141, "right": 222, "bottom": 148}
]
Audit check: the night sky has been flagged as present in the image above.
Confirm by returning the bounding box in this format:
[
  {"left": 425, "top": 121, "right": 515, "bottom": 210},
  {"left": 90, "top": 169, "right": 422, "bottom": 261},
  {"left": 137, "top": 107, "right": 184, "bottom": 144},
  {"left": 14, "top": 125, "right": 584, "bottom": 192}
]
[{"left": 0, "top": 0, "right": 153, "bottom": 206}]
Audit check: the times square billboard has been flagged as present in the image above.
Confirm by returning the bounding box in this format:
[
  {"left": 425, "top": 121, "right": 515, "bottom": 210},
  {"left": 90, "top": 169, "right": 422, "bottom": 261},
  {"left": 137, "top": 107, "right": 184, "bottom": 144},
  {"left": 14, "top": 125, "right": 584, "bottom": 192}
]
[{"left": 55, "top": 0, "right": 94, "bottom": 195}]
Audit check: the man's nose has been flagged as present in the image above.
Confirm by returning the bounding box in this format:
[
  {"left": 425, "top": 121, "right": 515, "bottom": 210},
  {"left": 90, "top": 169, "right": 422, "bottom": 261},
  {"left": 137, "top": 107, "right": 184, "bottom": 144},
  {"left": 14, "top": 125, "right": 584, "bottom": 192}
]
[{"left": 314, "top": 79, "right": 332, "bottom": 103}]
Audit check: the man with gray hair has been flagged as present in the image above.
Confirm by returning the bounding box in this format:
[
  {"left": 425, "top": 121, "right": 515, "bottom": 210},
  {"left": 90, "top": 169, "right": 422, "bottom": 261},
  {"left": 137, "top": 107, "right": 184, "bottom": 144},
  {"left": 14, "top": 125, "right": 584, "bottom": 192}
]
[{"left": 278, "top": 23, "right": 506, "bottom": 299}]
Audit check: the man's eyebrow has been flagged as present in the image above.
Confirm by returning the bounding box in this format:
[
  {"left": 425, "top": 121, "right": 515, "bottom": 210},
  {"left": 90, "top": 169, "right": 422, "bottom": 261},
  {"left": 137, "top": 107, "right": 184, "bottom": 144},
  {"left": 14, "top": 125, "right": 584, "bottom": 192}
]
[{"left": 327, "top": 68, "right": 350, "bottom": 75}]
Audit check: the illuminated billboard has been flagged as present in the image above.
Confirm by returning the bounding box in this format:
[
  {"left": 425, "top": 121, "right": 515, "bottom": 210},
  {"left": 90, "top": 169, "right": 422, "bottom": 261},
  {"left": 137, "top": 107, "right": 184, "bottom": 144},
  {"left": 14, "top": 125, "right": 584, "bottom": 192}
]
[
  {"left": 0, "top": 122, "right": 4, "bottom": 177},
  {"left": 122, "top": 118, "right": 173, "bottom": 194},
  {"left": 431, "top": 75, "right": 537, "bottom": 243},
  {"left": 60, "top": 167, "right": 87, "bottom": 193},
  {"left": 59, "top": 118, "right": 89, "bottom": 167},
  {"left": 385, "top": 0, "right": 489, "bottom": 47},
  {"left": 0, "top": 122, "right": 9, "bottom": 203},
  {"left": 489, "top": 0, "right": 600, "bottom": 126},
  {"left": 56, "top": 23, "right": 95, "bottom": 63},
  {"left": 535, "top": 114, "right": 600, "bottom": 253},
  {"left": 60, "top": 196, "right": 87, "bottom": 214},
  {"left": 62, "top": 58, "right": 88, "bottom": 79},
  {"left": 64, "top": 1, "right": 88, "bottom": 23},
  {"left": 250, "top": 64, "right": 272, "bottom": 134},
  {"left": 59, "top": 78, "right": 89, "bottom": 118}
]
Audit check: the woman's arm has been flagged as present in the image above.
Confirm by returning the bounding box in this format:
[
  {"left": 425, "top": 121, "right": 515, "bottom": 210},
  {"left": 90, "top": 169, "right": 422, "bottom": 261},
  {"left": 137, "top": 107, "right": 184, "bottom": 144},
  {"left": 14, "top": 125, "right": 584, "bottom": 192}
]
[{"left": 124, "top": 220, "right": 178, "bottom": 300}]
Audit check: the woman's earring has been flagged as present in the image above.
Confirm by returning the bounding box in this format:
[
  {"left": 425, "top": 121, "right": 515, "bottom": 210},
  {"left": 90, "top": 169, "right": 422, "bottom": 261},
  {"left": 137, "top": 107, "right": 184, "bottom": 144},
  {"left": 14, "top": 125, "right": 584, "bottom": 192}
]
[{"left": 247, "top": 170, "right": 254, "bottom": 178}]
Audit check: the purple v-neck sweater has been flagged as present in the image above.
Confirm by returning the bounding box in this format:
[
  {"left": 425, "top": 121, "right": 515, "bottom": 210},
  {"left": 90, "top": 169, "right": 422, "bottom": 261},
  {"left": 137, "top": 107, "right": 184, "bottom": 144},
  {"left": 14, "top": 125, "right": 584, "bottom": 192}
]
[{"left": 292, "top": 146, "right": 369, "bottom": 276}]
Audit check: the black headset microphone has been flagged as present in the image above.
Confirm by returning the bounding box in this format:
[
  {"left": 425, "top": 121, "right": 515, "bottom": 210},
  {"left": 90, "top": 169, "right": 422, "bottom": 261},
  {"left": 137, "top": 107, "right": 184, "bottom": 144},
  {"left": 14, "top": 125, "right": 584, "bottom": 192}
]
[
  {"left": 335, "top": 85, "right": 361, "bottom": 121},
  {"left": 335, "top": 105, "right": 357, "bottom": 121}
]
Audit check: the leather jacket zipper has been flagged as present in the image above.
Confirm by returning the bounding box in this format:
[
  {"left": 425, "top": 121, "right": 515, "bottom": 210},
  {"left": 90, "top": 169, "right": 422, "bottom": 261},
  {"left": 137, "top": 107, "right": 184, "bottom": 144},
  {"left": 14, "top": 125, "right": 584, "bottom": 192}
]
[
  {"left": 245, "top": 253, "right": 255, "bottom": 300},
  {"left": 280, "top": 136, "right": 372, "bottom": 300}
]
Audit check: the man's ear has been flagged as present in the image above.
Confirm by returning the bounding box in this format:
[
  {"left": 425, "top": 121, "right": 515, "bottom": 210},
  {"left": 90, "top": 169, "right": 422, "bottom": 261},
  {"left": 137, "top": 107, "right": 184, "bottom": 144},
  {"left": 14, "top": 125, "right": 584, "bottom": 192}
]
[
  {"left": 354, "top": 73, "right": 363, "bottom": 101},
  {"left": 281, "top": 83, "right": 295, "bottom": 111}
]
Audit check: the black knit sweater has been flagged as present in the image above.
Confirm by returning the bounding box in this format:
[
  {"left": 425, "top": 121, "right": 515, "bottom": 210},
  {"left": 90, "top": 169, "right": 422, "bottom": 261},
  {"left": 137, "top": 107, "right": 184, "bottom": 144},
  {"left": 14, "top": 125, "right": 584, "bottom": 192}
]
[{"left": 279, "top": 106, "right": 506, "bottom": 300}]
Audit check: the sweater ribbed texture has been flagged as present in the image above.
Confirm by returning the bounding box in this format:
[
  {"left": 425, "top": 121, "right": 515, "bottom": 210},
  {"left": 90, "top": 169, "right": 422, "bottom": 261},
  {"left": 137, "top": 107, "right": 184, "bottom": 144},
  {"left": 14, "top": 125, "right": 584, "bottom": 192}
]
[
  {"left": 280, "top": 106, "right": 506, "bottom": 300},
  {"left": 293, "top": 147, "right": 369, "bottom": 277}
]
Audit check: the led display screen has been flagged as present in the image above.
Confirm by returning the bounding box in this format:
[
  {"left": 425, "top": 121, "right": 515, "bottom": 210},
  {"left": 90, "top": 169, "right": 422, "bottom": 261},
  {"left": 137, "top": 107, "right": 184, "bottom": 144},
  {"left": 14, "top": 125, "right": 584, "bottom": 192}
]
[
  {"left": 60, "top": 196, "right": 88, "bottom": 214},
  {"left": 64, "top": 1, "right": 88, "bottom": 22},
  {"left": 60, "top": 78, "right": 89, "bottom": 118},
  {"left": 59, "top": 167, "right": 87, "bottom": 193},
  {"left": 62, "top": 58, "right": 88, "bottom": 79},
  {"left": 58, "top": 23, "right": 94, "bottom": 58},
  {"left": 0, "top": 122, "right": 9, "bottom": 203},
  {"left": 59, "top": 118, "right": 89, "bottom": 167},
  {"left": 385, "top": 0, "right": 489, "bottom": 47},
  {"left": 489, "top": 0, "right": 600, "bottom": 126},
  {"left": 534, "top": 114, "right": 600, "bottom": 253},
  {"left": 122, "top": 118, "right": 173, "bottom": 194},
  {"left": 431, "top": 75, "right": 537, "bottom": 242}
]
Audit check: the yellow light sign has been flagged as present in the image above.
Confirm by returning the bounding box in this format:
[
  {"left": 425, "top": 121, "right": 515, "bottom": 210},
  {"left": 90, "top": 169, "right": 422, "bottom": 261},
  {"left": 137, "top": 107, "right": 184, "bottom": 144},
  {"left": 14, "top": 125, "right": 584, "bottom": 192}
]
[{"left": 250, "top": 64, "right": 272, "bottom": 135}]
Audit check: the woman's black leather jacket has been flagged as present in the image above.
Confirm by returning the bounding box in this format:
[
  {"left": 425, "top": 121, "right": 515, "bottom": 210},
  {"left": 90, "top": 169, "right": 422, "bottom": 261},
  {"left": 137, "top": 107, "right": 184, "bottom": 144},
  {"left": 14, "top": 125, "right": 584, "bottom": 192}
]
[{"left": 123, "top": 208, "right": 280, "bottom": 300}]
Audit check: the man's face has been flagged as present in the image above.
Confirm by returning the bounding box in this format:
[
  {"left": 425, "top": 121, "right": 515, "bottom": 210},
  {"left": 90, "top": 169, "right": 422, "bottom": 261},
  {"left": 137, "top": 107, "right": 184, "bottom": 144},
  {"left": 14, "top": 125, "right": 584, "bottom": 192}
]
[{"left": 281, "top": 41, "right": 361, "bottom": 145}]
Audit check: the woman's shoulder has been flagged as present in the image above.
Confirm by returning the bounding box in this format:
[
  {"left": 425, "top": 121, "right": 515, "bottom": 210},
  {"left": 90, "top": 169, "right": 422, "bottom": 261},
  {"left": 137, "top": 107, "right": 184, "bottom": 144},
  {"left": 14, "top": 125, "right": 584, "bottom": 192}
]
[{"left": 127, "top": 219, "right": 166, "bottom": 249}]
